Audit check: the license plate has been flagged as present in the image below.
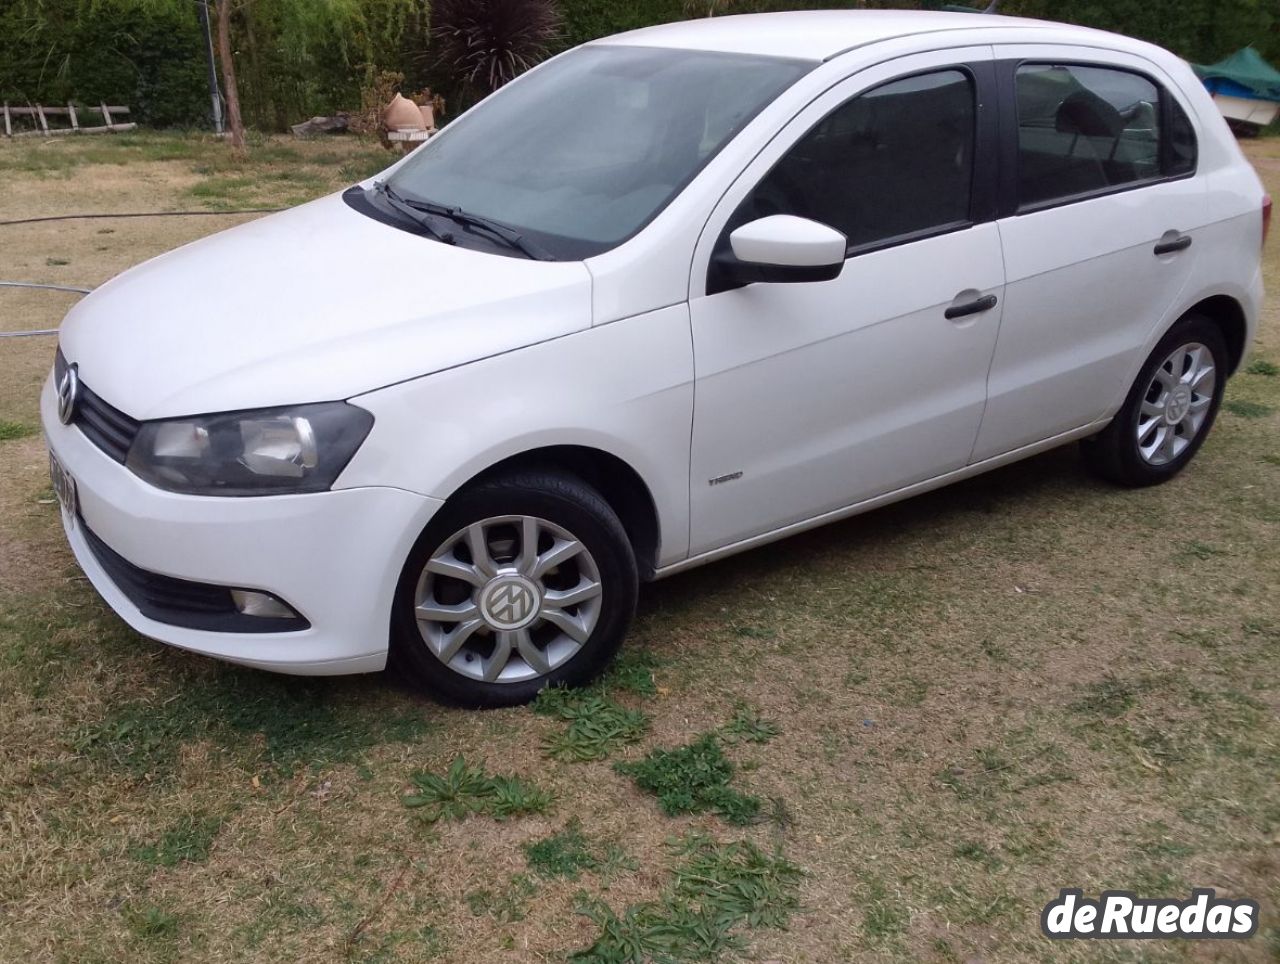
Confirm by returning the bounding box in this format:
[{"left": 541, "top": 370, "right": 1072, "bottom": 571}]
[{"left": 48, "top": 451, "right": 78, "bottom": 528}]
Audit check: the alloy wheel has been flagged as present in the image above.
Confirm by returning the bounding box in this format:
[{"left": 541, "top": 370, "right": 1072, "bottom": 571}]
[
  {"left": 1135, "top": 342, "right": 1216, "bottom": 466},
  {"left": 413, "top": 515, "right": 603, "bottom": 683}
]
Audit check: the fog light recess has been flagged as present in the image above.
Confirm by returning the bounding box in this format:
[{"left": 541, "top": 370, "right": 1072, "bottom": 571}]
[{"left": 230, "top": 589, "right": 299, "bottom": 619}]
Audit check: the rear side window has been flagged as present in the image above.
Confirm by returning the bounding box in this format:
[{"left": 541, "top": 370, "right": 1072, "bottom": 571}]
[
  {"left": 738, "top": 69, "right": 976, "bottom": 251},
  {"left": 1015, "top": 64, "right": 1194, "bottom": 209}
]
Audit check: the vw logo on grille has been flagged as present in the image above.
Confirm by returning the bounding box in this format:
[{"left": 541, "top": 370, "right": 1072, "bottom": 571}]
[
  {"left": 56, "top": 363, "right": 80, "bottom": 425},
  {"left": 480, "top": 575, "right": 539, "bottom": 631}
]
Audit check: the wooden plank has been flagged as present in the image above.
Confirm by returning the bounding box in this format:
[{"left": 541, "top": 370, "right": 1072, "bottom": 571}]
[
  {"left": 100, "top": 102, "right": 112, "bottom": 127},
  {"left": 6, "top": 105, "right": 126, "bottom": 116},
  {"left": 2, "top": 103, "right": 10, "bottom": 138},
  {"left": 36, "top": 104, "right": 48, "bottom": 135},
  {"left": 68, "top": 103, "right": 78, "bottom": 131}
]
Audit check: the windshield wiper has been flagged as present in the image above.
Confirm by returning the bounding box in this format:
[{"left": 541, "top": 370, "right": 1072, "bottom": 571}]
[
  {"left": 387, "top": 191, "right": 551, "bottom": 261},
  {"left": 374, "top": 181, "right": 552, "bottom": 260},
  {"left": 417, "top": 203, "right": 552, "bottom": 261},
  {"left": 371, "top": 181, "right": 456, "bottom": 245}
]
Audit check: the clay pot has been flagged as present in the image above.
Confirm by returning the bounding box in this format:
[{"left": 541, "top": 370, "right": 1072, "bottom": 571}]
[{"left": 383, "top": 93, "right": 424, "bottom": 131}]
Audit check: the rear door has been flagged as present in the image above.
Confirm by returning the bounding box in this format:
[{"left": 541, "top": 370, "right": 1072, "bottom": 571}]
[{"left": 973, "top": 46, "right": 1208, "bottom": 461}]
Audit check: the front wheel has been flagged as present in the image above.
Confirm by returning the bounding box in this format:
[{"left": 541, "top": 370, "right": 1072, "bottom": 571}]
[
  {"left": 390, "top": 470, "right": 638, "bottom": 707},
  {"left": 1082, "top": 314, "right": 1227, "bottom": 486}
]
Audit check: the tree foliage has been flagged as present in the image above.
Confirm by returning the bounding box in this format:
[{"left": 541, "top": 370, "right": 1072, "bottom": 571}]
[
  {"left": 0, "top": 0, "right": 427, "bottom": 130},
  {"left": 1, "top": 0, "right": 1277, "bottom": 130}
]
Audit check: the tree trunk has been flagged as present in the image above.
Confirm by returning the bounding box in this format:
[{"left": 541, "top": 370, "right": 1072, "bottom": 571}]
[{"left": 214, "top": 0, "right": 246, "bottom": 151}]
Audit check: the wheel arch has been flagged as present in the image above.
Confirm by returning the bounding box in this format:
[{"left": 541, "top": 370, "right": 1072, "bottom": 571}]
[
  {"left": 1183, "top": 294, "right": 1248, "bottom": 375},
  {"left": 450, "top": 445, "right": 663, "bottom": 580}
]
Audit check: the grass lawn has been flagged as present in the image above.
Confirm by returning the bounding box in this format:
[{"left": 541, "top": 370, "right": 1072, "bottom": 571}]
[{"left": 1, "top": 131, "right": 1278, "bottom": 963}]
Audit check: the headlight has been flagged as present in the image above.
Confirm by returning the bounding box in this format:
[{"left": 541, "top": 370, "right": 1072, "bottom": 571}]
[{"left": 126, "top": 402, "right": 374, "bottom": 496}]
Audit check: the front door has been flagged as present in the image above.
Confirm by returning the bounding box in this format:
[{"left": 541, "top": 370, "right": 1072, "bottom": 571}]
[{"left": 687, "top": 49, "right": 1006, "bottom": 556}]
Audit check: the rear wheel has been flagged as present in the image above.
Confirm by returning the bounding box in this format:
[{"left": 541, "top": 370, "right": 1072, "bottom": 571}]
[
  {"left": 1082, "top": 314, "right": 1227, "bottom": 486},
  {"left": 391, "top": 470, "right": 637, "bottom": 707}
]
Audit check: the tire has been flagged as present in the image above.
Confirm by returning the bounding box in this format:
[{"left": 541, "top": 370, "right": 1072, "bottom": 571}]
[
  {"left": 390, "top": 470, "right": 638, "bottom": 707},
  {"left": 1081, "top": 313, "right": 1228, "bottom": 487}
]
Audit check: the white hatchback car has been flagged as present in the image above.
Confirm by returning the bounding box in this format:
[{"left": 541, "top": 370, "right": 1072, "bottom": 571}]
[{"left": 44, "top": 11, "right": 1267, "bottom": 705}]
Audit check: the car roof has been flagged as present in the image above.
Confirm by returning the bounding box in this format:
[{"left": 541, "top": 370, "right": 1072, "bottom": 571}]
[{"left": 594, "top": 10, "right": 1116, "bottom": 62}]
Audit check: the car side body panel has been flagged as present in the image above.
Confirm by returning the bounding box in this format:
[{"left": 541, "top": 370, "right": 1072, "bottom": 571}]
[{"left": 338, "top": 304, "right": 695, "bottom": 567}]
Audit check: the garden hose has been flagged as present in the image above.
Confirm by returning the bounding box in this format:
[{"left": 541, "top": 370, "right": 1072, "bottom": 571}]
[
  {"left": 0, "top": 207, "right": 282, "bottom": 335},
  {"left": 0, "top": 208, "right": 282, "bottom": 227}
]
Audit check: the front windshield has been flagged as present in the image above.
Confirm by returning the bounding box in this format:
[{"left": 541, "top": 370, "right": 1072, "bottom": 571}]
[{"left": 385, "top": 45, "right": 812, "bottom": 259}]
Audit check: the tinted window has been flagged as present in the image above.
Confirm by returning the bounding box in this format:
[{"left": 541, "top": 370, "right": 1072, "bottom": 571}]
[
  {"left": 736, "top": 69, "right": 976, "bottom": 251},
  {"left": 385, "top": 46, "right": 810, "bottom": 260},
  {"left": 1016, "top": 64, "right": 1170, "bottom": 207}
]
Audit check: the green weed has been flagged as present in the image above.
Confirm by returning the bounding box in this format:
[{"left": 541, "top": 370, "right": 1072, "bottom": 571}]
[
  {"left": 721, "top": 705, "right": 781, "bottom": 745},
  {"left": 614, "top": 733, "right": 760, "bottom": 825},
  {"left": 1245, "top": 358, "right": 1278, "bottom": 376},
  {"left": 534, "top": 686, "right": 649, "bottom": 762},
  {"left": 521, "top": 819, "right": 636, "bottom": 884},
  {"left": 401, "top": 756, "right": 551, "bottom": 823},
  {"left": 570, "top": 835, "right": 800, "bottom": 962}
]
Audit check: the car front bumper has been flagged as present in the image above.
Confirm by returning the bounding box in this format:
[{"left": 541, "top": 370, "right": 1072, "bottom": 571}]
[{"left": 41, "top": 374, "right": 443, "bottom": 675}]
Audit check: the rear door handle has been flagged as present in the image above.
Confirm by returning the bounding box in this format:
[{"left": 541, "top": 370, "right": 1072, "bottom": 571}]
[
  {"left": 944, "top": 293, "right": 998, "bottom": 320},
  {"left": 1154, "top": 234, "right": 1193, "bottom": 256}
]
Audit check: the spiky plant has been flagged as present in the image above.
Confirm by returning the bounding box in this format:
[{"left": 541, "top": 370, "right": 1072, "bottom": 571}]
[{"left": 431, "top": 0, "right": 561, "bottom": 96}]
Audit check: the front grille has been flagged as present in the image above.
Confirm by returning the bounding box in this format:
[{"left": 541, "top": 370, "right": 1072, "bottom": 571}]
[
  {"left": 79, "top": 519, "right": 309, "bottom": 634},
  {"left": 55, "top": 349, "right": 141, "bottom": 463}
]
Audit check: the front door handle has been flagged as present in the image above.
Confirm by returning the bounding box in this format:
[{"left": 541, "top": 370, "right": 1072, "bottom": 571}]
[
  {"left": 1154, "top": 234, "right": 1193, "bottom": 256},
  {"left": 945, "top": 293, "right": 998, "bottom": 321}
]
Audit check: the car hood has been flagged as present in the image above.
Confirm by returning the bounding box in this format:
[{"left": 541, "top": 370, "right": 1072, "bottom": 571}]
[{"left": 58, "top": 192, "right": 593, "bottom": 420}]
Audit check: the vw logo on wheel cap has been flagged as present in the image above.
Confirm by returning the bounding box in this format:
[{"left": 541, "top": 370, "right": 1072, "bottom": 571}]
[
  {"left": 479, "top": 575, "right": 540, "bottom": 631},
  {"left": 56, "top": 363, "right": 80, "bottom": 425}
]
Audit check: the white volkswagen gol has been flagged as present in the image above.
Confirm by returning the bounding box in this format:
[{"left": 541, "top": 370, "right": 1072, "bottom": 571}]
[{"left": 44, "top": 11, "right": 1267, "bottom": 705}]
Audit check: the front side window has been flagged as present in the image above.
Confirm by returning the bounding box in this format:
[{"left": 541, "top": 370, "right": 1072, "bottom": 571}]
[
  {"left": 1015, "top": 63, "right": 1194, "bottom": 208},
  {"left": 384, "top": 45, "right": 811, "bottom": 260},
  {"left": 734, "top": 69, "right": 977, "bottom": 252}
]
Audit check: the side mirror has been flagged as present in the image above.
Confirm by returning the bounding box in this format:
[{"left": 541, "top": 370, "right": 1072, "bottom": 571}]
[{"left": 713, "top": 215, "right": 847, "bottom": 290}]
